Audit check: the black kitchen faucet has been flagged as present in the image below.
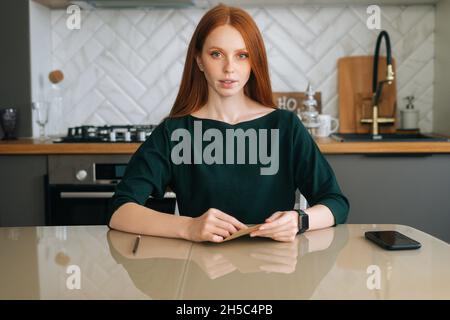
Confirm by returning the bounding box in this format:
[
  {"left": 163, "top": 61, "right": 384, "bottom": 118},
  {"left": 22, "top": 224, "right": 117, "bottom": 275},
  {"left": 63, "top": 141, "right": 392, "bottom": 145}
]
[{"left": 360, "top": 30, "right": 396, "bottom": 138}]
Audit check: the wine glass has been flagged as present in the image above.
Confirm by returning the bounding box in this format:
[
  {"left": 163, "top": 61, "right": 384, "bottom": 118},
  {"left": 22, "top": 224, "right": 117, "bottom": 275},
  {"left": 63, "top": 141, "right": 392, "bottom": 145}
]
[{"left": 32, "top": 101, "right": 49, "bottom": 140}]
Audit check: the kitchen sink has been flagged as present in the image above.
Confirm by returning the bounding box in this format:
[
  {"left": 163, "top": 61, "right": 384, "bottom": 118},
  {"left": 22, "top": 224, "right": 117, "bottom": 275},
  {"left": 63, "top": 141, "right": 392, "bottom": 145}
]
[{"left": 331, "top": 133, "right": 450, "bottom": 142}]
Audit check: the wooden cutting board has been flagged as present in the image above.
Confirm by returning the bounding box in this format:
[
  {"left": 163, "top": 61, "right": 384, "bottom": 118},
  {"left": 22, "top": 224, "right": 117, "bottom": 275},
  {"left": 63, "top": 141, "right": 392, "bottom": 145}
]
[{"left": 338, "top": 56, "right": 398, "bottom": 133}]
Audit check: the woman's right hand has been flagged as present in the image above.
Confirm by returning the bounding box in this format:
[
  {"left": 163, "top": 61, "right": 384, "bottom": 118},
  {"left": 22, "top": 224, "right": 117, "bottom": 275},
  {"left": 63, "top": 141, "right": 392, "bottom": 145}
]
[{"left": 186, "top": 208, "right": 248, "bottom": 243}]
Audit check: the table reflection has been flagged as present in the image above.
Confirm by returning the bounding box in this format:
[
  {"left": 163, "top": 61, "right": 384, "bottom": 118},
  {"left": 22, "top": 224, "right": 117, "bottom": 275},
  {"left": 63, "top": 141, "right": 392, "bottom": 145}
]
[{"left": 107, "top": 226, "right": 349, "bottom": 299}]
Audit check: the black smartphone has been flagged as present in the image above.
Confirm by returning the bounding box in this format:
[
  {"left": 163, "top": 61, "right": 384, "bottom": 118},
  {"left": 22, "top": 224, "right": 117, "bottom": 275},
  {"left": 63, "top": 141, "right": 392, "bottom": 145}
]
[{"left": 365, "top": 231, "right": 421, "bottom": 250}]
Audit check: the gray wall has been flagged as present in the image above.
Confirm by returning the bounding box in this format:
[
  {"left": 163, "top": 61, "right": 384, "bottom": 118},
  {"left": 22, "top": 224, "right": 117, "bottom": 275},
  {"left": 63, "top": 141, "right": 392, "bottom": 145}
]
[{"left": 0, "top": 0, "right": 32, "bottom": 138}]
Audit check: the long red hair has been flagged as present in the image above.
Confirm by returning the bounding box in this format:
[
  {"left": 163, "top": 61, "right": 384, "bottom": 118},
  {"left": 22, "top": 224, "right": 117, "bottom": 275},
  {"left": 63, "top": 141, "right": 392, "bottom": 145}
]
[{"left": 166, "top": 3, "right": 276, "bottom": 119}]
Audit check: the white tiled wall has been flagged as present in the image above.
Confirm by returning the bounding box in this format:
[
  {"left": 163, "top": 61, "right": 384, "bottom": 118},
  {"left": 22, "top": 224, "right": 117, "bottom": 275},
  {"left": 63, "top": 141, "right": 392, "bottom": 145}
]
[
  {"left": 29, "top": 1, "right": 52, "bottom": 136},
  {"left": 32, "top": 5, "right": 435, "bottom": 136}
]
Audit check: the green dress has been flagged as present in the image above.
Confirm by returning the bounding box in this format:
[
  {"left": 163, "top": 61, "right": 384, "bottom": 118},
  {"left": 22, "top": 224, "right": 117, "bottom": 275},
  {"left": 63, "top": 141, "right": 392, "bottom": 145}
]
[{"left": 109, "top": 109, "right": 349, "bottom": 224}]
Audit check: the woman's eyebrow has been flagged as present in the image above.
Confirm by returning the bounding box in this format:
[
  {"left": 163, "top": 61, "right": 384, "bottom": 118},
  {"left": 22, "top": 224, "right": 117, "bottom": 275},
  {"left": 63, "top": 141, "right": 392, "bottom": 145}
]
[{"left": 208, "top": 47, "right": 248, "bottom": 52}]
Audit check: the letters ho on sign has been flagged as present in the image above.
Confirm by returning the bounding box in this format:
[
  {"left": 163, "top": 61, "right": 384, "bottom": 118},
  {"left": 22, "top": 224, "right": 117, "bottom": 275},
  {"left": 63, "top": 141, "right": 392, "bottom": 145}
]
[{"left": 273, "top": 92, "right": 322, "bottom": 115}]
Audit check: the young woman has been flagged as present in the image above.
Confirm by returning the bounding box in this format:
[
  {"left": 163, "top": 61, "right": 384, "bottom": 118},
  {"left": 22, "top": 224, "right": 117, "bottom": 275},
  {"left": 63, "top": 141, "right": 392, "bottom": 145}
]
[{"left": 108, "top": 4, "right": 349, "bottom": 243}]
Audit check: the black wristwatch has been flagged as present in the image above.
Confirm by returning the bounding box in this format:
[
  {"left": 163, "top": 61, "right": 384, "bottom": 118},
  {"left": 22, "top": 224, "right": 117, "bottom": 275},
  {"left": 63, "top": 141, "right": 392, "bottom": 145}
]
[{"left": 295, "top": 209, "right": 309, "bottom": 234}]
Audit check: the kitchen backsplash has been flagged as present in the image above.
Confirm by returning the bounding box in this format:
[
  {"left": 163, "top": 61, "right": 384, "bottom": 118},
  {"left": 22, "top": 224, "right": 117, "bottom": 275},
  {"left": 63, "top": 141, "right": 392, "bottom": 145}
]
[{"left": 31, "top": 4, "right": 435, "bottom": 136}]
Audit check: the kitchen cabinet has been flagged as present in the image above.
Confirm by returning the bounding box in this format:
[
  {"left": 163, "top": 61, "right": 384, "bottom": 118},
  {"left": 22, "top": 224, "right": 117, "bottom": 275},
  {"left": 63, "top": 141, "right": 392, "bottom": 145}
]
[
  {"left": 326, "top": 154, "right": 450, "bottom": 243},
  {"left": 0, "top": 156, "right": 47, "bottom": 227},
  {"left": 1, "top": 152, "right": 450, "bottom": 244},
  {"left": 33, "top": 0, "right": 442, "bottom": 10}
]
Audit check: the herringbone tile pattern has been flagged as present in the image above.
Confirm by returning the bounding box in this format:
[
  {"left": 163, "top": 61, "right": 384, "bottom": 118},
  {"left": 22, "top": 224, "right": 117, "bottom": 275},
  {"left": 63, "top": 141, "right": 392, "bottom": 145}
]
[{"left": 49, "top": 5, "right": 434, "bottom": 132}]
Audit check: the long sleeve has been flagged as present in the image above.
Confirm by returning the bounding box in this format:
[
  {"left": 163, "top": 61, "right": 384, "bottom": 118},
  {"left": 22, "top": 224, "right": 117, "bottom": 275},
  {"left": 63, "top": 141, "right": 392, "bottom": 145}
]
[
  {"left": 292, "top": 114, "right": 350, "bottom": 225},
  {"left": 108, "top": 120, "right": 173, "bottom": 216}
]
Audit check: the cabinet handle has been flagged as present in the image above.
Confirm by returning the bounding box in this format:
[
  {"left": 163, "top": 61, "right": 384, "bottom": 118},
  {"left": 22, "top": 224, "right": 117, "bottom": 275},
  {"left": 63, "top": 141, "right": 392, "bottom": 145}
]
[
  {"left": 363, "top": 153, "right": 432, "bottom": 157},
  {"left": 60, "top": 192, "right": 114, "bottom": 199},
  {"left": 60, "top": 191, "right": 177, "bottom": 199}
]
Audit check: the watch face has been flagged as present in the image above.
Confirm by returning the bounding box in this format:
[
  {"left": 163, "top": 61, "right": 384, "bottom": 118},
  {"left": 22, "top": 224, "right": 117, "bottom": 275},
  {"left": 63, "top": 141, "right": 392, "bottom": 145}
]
[
  {"left": 302, "top": 214, "right": 309, "bottom": 230},
  {"left": 298, "top": 211, "right": 308, "bottom": 233}
]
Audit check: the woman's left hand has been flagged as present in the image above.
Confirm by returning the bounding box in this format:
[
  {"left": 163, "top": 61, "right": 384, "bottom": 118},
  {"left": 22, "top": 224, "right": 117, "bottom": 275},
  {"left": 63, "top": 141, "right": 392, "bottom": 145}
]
[{"left": 250, "top": 211, "right": 299, "bottom": 242}]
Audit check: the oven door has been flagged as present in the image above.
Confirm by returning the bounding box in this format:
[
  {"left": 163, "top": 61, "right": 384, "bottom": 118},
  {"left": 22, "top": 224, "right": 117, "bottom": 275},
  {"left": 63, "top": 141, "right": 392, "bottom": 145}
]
[{"left": 46, "top": 184, "right": 176, "bottom": 226}]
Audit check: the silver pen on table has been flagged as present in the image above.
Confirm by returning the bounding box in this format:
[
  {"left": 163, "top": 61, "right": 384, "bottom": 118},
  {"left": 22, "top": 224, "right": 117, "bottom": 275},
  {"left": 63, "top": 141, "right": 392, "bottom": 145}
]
[{"left": 132, "top": 235, "right": 141, "bottom": 255}]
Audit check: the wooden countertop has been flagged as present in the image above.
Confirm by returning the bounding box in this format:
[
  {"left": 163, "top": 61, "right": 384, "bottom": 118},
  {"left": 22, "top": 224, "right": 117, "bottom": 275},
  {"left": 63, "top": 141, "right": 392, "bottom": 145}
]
[
  {"left": 0, "top": 138, "right": 139, "bottom": 155},
  {"left": 1, "top": 224, "right": 450, "bottom": 299},
  {"left": 1, "top": 136, "right": 450, "bottom": 154}
]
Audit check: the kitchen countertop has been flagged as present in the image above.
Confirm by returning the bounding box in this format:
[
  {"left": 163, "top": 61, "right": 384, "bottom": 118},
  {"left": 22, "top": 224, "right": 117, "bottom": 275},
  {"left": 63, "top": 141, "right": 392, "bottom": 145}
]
[
  {"left": 1, "top": 136, "right": 450, "bottom": 154},
  {"left": 1, "top": 224, "right": 449, "bottom": 299}
]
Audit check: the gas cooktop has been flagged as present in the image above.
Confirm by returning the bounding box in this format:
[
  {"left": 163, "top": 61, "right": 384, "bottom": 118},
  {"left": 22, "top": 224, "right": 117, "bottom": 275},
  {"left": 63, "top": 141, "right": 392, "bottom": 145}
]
[{"left": 53, "top": 125, "right": 157, "bottom": 143}]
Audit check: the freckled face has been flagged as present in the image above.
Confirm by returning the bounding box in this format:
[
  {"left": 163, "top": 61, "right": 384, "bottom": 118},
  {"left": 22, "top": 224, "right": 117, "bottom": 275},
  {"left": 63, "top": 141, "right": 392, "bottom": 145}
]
[{"left": 196, "top": 25, "right": 251, "bottom": 96}]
